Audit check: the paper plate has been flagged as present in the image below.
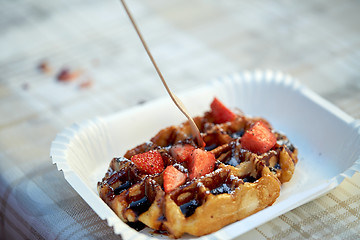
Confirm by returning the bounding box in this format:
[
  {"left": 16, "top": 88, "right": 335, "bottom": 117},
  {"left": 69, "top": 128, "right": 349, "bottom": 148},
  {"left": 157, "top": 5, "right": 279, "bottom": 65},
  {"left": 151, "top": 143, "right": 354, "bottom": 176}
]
[{"left": 50, "top": 70, "right": 360, "bottom": 240}]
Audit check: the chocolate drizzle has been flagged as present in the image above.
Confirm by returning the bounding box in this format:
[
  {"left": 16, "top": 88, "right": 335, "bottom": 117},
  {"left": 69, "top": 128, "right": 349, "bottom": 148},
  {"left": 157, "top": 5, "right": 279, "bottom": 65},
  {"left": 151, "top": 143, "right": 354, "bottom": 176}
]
[
  {"left": 210, "top": 183, "right": 232, "bottom": 195},
  {"left": 180, "top": 199, "right": 200, "bottom": 217},
  {"left": 127, "top": 221, "right": 146, "bottom": 231},
  {"left": 129, "top": 196, "right": 151, "bottom": 217},
  {"left": 243, "top": 176, "right": 257, "bottom": 183},
  {"left": 114, "top": 181, "right": 131, "bottom": 195}
]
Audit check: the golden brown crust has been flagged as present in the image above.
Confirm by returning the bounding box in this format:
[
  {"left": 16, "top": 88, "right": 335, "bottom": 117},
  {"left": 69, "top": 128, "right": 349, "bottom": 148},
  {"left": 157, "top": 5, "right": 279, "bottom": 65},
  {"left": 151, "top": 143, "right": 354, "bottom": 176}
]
[
  {"left": 98, "top": 112, "right": 298, "bottom": 238},
  {"left": 163, "top": 162, "right": 280, "bottom": 237}
]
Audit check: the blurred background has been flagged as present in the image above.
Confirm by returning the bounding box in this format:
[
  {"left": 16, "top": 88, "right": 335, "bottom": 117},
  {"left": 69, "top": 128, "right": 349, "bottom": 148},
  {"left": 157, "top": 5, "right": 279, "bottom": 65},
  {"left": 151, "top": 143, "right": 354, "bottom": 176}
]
[
  {"left": 1, "top": 0, "right": 360, "bottom": 123},
  {"left": 0, "top": 0, "right": 359, "bottom": 239}
]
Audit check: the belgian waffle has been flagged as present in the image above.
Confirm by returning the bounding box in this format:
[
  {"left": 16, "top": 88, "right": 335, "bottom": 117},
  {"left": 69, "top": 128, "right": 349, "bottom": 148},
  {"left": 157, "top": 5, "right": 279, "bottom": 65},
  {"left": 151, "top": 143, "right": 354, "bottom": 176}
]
[{"left": 98, "top": 99, "right": 298, "bottom": 238}]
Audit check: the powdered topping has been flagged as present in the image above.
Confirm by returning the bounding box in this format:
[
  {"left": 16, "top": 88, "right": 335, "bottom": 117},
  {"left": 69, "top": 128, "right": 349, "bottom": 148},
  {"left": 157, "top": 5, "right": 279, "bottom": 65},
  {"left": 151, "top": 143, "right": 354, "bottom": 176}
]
[
  {"left": 173, "top": 163, "right": 188, "bottom": 173},
  {"left": 98, "top": 97, "right": 298, "bottom": 238}
]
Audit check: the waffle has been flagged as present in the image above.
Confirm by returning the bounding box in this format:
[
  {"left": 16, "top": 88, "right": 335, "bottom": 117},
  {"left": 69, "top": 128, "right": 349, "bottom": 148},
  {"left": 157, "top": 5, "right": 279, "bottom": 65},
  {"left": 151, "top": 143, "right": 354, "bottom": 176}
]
[{"left": 98, "top": 99, "right": 298, "bottom": 238}]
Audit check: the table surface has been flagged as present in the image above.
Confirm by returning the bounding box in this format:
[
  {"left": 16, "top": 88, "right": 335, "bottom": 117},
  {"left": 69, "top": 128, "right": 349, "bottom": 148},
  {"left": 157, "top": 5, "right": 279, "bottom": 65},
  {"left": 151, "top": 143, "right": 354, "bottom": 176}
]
[{"left": 1, "top": 0, "right": 359, "bottom": 239}]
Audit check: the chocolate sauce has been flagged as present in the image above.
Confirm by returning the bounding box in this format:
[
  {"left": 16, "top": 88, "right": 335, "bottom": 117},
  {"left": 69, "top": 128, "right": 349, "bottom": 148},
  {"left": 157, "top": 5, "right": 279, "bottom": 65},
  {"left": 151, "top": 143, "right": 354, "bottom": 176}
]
[
  {"left": 205, "top": 143, "right": 217, "bottom": 151},
  {"left": 151, "top": 229, "right": 169, "bottom": 236},
  {"left": 225, "top": 157, "right": 240, "bottom": 167},
  {"left": 231, "top": 129, "right": 244, "bottom": 138},
  {"left": 277, "top": 139, "right": 295, "bottom": 152},
  {"left": 269, "top": 163, "right": 281, "bottom": 173},
  {"left": 114, "top": 181, "right": 131, "bottom": 195},
  {"left": 127, "top": 221, "right": 146, "bottom": 231},
  {"left": 287, "top": 143, "right": 295, "bottom": 152},
  {"left": 107, "top": 172, "right": 121, "bottom": 185},
  {"left": 180, "top": 199, "right": 199, "bottom": 217},
  {"left": 243, "top": 176, "right": 257, "bottom": 183},
  {"left": 222, "top": 140, "right": 242, "bottom": 166},
  {"left": 129, "top": 196, "right": 151, "bottom": 217},
  {"left": 210, "top": 183, "right": 232, "bottom": 195}
]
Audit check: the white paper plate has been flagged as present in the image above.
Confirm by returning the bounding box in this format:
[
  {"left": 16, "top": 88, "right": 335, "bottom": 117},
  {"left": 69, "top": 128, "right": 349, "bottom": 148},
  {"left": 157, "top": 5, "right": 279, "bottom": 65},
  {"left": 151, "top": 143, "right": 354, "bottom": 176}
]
[{"left": 50, "top": 70, "right": 360, "bottom": 240}]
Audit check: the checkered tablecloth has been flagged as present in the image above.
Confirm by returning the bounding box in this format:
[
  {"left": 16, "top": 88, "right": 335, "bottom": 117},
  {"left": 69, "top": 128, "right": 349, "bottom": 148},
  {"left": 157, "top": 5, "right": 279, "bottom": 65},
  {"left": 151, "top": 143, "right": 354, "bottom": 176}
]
[{"left": 1, "top": 0, "right": 359, "bottom": 239}]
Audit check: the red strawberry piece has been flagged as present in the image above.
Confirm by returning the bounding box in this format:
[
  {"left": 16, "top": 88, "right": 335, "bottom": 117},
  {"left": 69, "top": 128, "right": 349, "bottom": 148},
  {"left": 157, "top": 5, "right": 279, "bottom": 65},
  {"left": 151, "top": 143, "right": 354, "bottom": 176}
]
[
  {"left": 210, "top": 97, "right": 236, "bottom": 124},
  {"left": 188, "top": 149, "right": 216, "bottom": 180},
  {"left": 163, "top": 165, "right": 187, "bottom": 193},
  {"left": 240, "top": 121, "right": 276, "bottom": 154},
  {"left": 131, "top": 150, "right": 164, "bottom": 174},
  {"left": 170, "top": 144, "right": 195, "bottom": 163}
]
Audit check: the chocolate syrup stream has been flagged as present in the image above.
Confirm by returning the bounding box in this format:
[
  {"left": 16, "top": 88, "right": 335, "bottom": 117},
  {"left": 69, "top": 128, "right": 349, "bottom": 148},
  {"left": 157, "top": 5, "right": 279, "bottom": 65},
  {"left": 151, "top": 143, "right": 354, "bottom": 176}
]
[{"left": 120, "top": 0, "right": 205, "bottom": 148}]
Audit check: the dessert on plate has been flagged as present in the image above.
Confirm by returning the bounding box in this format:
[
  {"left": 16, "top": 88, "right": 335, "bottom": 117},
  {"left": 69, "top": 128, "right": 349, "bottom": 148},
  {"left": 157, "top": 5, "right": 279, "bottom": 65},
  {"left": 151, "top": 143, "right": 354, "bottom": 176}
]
[{"left": 98, "top": 97, "right": 298, "bottom": 238}]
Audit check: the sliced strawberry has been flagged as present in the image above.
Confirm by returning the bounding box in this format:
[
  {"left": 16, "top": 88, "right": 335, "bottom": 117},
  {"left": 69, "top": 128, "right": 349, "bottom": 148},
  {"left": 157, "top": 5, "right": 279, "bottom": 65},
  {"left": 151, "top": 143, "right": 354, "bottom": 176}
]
[
  {"left": 170, "top": 144, "right": 195, "bottom": 163},
  {"left": 240, "top": 121, "right": 276, "bottom": 154},
  {"left": 163, "top": 165, "right": 187, "bottom": 193},
  {"left": 210, "top": 97, "right": 236, "bottom": 124},
  {"left": 188, "top": 149, "right": 216, "bottom": 180},
  {"left": 131, "top": 150, "right": 164, "bottom": 174}
]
